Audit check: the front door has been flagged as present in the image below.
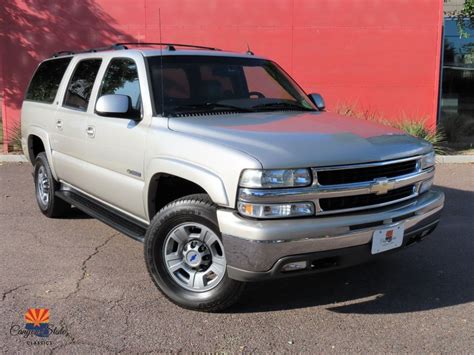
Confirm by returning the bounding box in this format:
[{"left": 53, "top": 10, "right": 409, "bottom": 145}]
[{"left": 82, "top": 56, "right": 148, "bottom": 220}]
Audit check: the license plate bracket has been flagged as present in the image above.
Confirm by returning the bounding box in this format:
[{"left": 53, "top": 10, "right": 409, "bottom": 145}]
[{"left": 371, "top": 224, "right": 404, "bottom": 254}]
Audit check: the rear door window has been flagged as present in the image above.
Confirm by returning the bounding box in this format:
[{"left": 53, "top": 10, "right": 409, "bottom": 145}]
[
  {"left": 63, "top": 59, "right": 102, "bottom": 111},
  {"left": 25, "top": 57, "right": 72, "bottom": 104}
]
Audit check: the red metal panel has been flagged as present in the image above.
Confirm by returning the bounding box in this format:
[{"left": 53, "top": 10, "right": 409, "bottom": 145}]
[
  {"left": 292, "top": 0, "right": 442, "bottom": 125},
  {"left": 1, "top": 0, "right": 443, "bottom": 152}
]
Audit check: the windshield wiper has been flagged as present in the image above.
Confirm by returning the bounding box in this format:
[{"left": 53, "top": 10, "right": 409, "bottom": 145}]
[
  {"left": 251, "top": 102, "right": 314, "bottom": 111},
  {"left": 173, "top": 102, "right": 253, "bottom": 113}
]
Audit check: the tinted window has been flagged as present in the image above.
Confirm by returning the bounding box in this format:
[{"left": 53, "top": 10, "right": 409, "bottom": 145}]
[
  {"left": 161, "top": 68, "right": 190, "bottom": 99},
  {"left": 440, "top": 18, "right": 474, "bottom": 143},
  {"left": 244, "top": 66, "right": 293, "bottom": 99},
  {"left": 147, "top": 56, "right": 315, "bottom": 116},
  {"left": 99, "top": 58, "right": 141, "bottom": 110},
  {"left": 63, "top": 59, "right": 102, "bottom": 111},
  {"left": 25, "top": 57, "right": 72, "bottom": 103}
]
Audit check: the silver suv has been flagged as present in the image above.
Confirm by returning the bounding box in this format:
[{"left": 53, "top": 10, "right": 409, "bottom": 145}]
[{"left": 21, "top": 43, "right": 444, "bottom": 311}]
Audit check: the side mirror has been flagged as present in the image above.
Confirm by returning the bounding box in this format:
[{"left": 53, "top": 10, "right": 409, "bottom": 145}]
[
  {"left": 308, "top": 93, "right": 325, "bottom": 111},
  {"left": 95, "top": 94, "right": 140, "bottom": 120}
]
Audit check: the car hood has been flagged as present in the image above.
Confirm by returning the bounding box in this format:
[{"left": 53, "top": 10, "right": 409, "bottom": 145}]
[{"left": 168, "top": 111, "right": 432, "bottom": 168}]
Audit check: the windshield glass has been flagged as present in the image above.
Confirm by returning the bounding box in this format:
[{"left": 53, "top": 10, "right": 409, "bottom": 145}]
[{"left": 147, "top": 55, "right": 316, "bottom": 116}]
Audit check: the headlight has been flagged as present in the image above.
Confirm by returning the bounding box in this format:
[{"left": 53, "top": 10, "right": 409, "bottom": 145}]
[
  {"left": 237, "top": 202, "right": 314, "bottom": 218},
  {"left": 239, "top": 169, "right": 312, "bottom": 188},
  {"left": 420, "top": 151, "right": 435, "bottom": 170}
]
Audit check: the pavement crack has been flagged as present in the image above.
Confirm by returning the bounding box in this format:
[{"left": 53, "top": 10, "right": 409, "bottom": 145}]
[
  {"left": 1, "top": 284, "right": 27, "bottom": 301},
  {"left": 63, "top": 233, "right": 117, "bottom": 300}
]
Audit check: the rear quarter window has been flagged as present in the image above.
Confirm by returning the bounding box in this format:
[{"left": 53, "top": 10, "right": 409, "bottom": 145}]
[{"left": 25, "top": 57, "right": 72, "bottom": 104}]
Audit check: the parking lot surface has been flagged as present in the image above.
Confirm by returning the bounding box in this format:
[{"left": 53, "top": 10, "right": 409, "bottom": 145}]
[{"left": 0, "top": 162, "right": 473, "bottom": 353}]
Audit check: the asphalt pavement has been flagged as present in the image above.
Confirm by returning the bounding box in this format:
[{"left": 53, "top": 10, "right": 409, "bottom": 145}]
[{"left": 0, "top": 162, "right": 473, "bottom": 353}]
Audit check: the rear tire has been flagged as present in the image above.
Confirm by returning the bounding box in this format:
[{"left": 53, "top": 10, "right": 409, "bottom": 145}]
[
  {"left": 144, "top": 194, "right": 245, "bottom": 312},
  {"left": 34, "top": 152, "right": 71, "bottom": 218}
]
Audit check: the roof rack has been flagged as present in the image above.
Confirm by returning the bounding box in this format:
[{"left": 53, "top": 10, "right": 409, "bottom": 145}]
[
  {"left": 114, "top": 42, "right": 221, "bottom": 51},
  {"left": 51, "top": 50, "right": 75, "bottom": 57},
  {"left": 51, "top": 44, "right": 124, "bottom": 58},
  {"left": 51, "top": 42, "right": 220, "bottom": 57}
]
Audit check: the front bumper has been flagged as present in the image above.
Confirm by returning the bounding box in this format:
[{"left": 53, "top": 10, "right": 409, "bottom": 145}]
[{"left": 217, "top": 190, "right": 444, "bottom": 281}]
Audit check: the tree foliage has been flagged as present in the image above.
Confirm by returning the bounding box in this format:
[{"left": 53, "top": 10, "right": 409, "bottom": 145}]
[{"left": 446, "top": 0, "right": 474, "bottom": 38}]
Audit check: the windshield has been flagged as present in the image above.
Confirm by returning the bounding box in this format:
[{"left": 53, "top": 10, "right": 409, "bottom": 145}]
[{"left": 147, "top": 55, "right": 316, "bottom": 116}]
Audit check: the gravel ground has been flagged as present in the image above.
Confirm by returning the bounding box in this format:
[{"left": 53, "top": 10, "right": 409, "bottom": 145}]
[{"left": 0, "top": 162, "right": 473, "bottom": 353}]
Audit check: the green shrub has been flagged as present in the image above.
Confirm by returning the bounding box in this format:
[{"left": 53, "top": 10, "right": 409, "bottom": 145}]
[
  {"left": 4, "top": 121, "right": 22, "bottom": 152},
  {"left": 395, "top": 120, "right": 445, "bottom": 154}
]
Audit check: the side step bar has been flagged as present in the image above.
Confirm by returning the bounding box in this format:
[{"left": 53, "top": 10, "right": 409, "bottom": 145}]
[{"left": 56, "top": 190, "right": 147, "bottom": 242}]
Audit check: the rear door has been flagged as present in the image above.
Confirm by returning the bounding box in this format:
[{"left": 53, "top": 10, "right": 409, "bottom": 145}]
[
  {"left": 52, "top": 58, "right": 102, "bottom": 188},
  {"left": 82, "top": 56, "right": 149, "bottom": 219},
  {"left": 23, "top": 56, "right": 72, "bottom": 167}
]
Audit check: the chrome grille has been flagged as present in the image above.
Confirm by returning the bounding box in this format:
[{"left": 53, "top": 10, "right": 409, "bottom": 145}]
[{"left": 238, "top": 156, "right": 434, "bottom": 216}]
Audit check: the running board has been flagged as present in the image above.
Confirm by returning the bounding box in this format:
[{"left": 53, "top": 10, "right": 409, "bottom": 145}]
[{"left": 56, "top": 190, "right": 146, "bottom": 242}]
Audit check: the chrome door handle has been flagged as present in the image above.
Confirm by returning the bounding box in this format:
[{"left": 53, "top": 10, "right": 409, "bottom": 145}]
[
  {"left": 56, "top": 120, "right": 63, "bottom": 130},
  {"left": 86, "top": 126, "right": 95, "bottom": 138}
]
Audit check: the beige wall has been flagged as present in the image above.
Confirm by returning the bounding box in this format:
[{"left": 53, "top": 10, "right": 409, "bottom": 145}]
[{"left": 444, "top": 0, "right": 466, "bottom": 15}]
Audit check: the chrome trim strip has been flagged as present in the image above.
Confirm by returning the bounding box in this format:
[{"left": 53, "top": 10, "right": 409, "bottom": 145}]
[{"left": 311, "top": 155, "right": 423, "bottom": 172}]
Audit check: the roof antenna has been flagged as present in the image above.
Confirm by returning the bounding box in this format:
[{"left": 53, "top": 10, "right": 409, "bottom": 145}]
[
  {"left": 159, "top": 8, "right": 165, "bottom": 116},
  {"left": 246, "top": 43, "right": 254, "bottom": 56}
]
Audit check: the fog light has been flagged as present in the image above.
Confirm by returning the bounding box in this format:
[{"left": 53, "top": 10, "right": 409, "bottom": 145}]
[
  {"left": 419, "top": 178, "right": 433, "bottom": 194},
  {"left": 281, "top": 261, "right": 307, "bottom": 272}
]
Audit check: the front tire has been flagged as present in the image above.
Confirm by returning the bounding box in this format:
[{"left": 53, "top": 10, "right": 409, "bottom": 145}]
[
  {"left": 144, "top": 194, "right": 244, "bottom": 312},
  {"left": 34, "top": 152, "right": 71, "bottom": 218}
]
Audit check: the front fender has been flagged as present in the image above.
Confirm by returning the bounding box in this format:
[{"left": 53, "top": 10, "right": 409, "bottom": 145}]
[{"left": 144, "top": 157, "right": 229, "bottom": 218}]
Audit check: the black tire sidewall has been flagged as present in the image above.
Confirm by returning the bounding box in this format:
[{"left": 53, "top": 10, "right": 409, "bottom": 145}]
[
  {"left": 34, "top": 152, "right": 69, "bottom": 217},
  {"left": 144, "top": 196, "right": 243, "bottom": 311},
  {"left": 34, "top": 153, "right": 55, "bottom": 214}
]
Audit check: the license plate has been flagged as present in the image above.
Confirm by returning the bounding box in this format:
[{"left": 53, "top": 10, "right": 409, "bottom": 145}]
[{"left": 371, "top": 224, "right": 404, "bottom": 254}]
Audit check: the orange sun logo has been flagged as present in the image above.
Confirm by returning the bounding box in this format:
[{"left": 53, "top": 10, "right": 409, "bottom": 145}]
[{"left": 25, "top": 308, "right": 49, "bottom": 327}]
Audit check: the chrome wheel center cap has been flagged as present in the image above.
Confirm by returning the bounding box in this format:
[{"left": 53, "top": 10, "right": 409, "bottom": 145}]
[
  {"left": 182, "top": 240, "right": 210, "bottom": 269},
  {"left": 185, "top": 251, "right": 201, "bottom": 267}
]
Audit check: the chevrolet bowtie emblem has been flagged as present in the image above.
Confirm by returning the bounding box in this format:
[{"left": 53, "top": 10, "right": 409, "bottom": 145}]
[{"left": 370, "top": 178, "right": 395, "bottom": 195}]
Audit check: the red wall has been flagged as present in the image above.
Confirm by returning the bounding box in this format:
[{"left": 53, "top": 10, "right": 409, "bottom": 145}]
[{"left": 1, "top": 0, "right": 443, "bottom": 152}]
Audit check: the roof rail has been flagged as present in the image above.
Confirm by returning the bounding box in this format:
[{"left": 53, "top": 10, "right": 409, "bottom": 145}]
[
  {"left": 114, "top": 42, "right": 221, "bottom": 51},
  {"left": 51, "top": 42, "right": 220, "bottom": 58},
  {"left": 51, "top": 44, "right": 125, "bottom": 58},
  {"left": 51, "top": 50, "right": 75, "bottom": 58}
]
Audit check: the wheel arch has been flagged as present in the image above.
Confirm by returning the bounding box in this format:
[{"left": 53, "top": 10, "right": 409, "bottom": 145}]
[
  {"left": 145, "top": 157, "right": 229, "bottom": 220},
  {"left": 25, "top": 127, "right": 58, "bottom": 179}
]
